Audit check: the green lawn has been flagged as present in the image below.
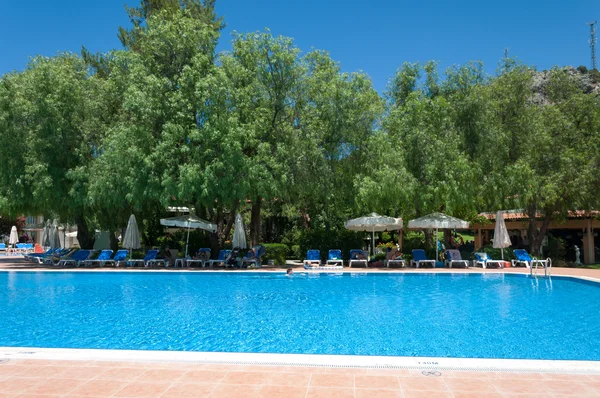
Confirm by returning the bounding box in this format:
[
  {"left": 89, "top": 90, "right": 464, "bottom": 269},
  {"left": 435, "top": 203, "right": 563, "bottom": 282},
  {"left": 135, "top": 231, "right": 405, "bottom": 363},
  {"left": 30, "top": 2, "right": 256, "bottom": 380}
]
[
  {"left": 436, "top": 232, "right": 474, "bottom": 243},
  {"left": 582, "top": 264, "right": 600, "bottom": 270}
]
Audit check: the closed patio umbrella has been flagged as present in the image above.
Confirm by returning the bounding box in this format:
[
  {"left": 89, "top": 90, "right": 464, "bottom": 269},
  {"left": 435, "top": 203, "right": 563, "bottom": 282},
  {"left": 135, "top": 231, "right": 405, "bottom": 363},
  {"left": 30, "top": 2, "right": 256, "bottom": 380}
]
[
  {"left": 50, "top": 220, "right": 61, "bottom": 249},
  {"left": 42, "top": 220, "right": 51, "bottom": 248},
  {"left": 160, "top": 214, "right": 217, "bottom": 258},
  {"left": 232, "top": 213, "right": 247, "bottom": 250},
  {"left": 9, "top": 226, "right": 18, "bottom": 247},
  {"left": 123, "top": 214, "right": 141, "bottom": 258},
  {"left": 345, "top": 213, "right": 403, "bottom": 255},
  {"left": 407, "top": 213, "right": 469, "bottom": 264},
  {"left": 493, "top": 211, "right": 511, "bottom": 260}
]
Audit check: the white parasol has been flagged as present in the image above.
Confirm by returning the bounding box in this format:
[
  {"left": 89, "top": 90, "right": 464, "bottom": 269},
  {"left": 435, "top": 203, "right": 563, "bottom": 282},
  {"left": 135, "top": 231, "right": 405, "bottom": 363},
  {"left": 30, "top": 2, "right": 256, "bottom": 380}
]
[
  {"left": 493, "top": 211, "right": 512, "bottom": 259},
  {"left": 408, "top": 213, "right": 469, "bottom": 264},
  {"left": 160, "top": 214, "right": 217, "bottom": 258},
  {"left": 345, "top": 213, "right": 403, "bottom": 255}
]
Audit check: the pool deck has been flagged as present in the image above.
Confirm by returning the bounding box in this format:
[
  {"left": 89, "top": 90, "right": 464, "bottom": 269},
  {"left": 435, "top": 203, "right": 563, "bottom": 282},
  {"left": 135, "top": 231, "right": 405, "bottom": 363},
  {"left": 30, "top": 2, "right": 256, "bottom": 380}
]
[
  {"left": 1, "top": 256, "right": 600, "bottom": 279},
  {"left": 2, "top": 257, "right": 600, "bottom": 397},
  {"left": 1, "top": 358, "right": 600, "bottom": 397}
]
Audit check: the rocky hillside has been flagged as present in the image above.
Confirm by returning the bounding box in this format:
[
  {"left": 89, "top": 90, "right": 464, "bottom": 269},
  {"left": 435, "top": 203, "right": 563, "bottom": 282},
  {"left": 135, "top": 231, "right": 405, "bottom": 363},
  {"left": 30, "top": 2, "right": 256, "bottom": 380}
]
[{"left": 531, "top": 66, "right": 600, "bottom": 105}]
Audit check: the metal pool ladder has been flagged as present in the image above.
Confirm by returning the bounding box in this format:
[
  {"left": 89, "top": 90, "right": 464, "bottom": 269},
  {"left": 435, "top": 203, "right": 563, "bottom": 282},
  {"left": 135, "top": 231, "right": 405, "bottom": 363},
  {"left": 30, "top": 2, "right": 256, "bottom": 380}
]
[{"left": 530, "top": 257, "right": 552, "bottom": 277}]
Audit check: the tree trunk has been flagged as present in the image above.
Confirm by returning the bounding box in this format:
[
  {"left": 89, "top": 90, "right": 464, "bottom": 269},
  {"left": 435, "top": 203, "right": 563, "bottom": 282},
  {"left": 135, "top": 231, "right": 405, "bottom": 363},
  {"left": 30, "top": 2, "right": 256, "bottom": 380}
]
[
  {"left": 222, "top": 200, "right": 239, "bottom": 246},
  {"left": 109, "top": 231, "right": 119, "bottom": 252},
  {"left": 530, "top": 213, "right": 552, "bottom": 256},
  {"left": 249, "top": 196, "right": 262, "bottom": 246},
  {"left": 75, "top": 215, "right": 95, "bottom": 249},
  {"left": 209, "top": 206, "right": 223, "bottom": 258}
]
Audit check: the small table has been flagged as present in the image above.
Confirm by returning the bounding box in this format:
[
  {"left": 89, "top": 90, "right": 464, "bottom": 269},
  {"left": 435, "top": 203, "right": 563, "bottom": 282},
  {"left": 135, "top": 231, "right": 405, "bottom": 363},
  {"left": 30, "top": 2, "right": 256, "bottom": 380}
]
[{"left": 174, "top": 258, "right": 187, "bottom": 268}]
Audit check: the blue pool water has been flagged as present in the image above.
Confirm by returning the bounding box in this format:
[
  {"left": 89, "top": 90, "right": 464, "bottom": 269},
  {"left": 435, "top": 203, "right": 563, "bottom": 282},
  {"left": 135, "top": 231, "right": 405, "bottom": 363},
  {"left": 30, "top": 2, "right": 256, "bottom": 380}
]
[{"left": 0, "top": 271, "right": 599, "bottom": 360}]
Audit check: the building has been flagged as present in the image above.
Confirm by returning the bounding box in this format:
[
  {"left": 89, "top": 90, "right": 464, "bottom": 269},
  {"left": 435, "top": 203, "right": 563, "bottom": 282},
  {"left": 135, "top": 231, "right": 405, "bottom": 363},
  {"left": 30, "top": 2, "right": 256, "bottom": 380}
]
[{"left": 472, "top": 210, "right": 599, "bottom": 264}]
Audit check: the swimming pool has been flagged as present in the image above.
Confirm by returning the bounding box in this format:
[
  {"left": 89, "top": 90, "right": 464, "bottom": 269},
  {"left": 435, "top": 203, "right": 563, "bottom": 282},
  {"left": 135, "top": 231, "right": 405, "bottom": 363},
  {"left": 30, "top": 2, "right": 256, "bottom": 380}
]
[{"left": 0, "top": 271, "right": 599, "bottom": 361}]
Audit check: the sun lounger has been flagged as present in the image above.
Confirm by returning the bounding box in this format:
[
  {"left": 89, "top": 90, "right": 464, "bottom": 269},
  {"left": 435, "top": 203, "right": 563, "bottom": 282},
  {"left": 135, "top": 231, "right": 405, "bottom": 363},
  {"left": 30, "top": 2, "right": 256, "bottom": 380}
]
[
  {"left": 410, "top": 249, "right": 436, "bottom": 268},
  {"left": 83, "top": 250, "right": 114, "bottom": 267},
  {"left": 303, "top": 250, "right": 321, "bottom": 268},
  {"left": 208, "top": 249, "right": 231, "bottom": 267},
  {"left": 473, "top": 252, "right": 504, "bottom": 269},
  {"left": 57, "top": 249, "right": 92, "bottom": 267},
  {"left": 25, "top": 248, "right": 53, "bottom": 262},
  {"left": 145, "top": 250, "right": 170, "bottom": 267},
  {"left": 326, "top": 249, "right": 343, "bottom": 267},
  {"left": 126, "top": 249, "right": 159, "bottom": 267},
  {"left": 104, "top": 249, "right": 128, "bottom": 267},
  {"left": 349, "top": 249, "right": 368, "bottom": 268},
  {"left": 240, "top": 245, "right": 265, "bottom": 268},
  {"left": 186, "top": 248, "right": 211, "bottom": 267},
  {"left": 511, "top": 249, "right": 551, "bottom": 270},
  {"left": 445, "top": 249, "right": 469, "bottom": 268}
]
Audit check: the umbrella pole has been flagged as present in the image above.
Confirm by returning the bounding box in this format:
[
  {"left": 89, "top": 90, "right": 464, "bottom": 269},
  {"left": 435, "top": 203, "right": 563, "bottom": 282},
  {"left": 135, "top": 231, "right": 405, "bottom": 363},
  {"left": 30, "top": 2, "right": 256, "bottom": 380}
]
[
  {"left": 185, "top": 224, "right": 191, "bottom": 258},
  {"left": 435, "top": 227, "right": 439, "bottom": 265},
  {"left": 372, "top": 227, "right": 375, "bottom": 256},
  {"left": 501, "top": 248, "right": 504, "bottom": 260}
]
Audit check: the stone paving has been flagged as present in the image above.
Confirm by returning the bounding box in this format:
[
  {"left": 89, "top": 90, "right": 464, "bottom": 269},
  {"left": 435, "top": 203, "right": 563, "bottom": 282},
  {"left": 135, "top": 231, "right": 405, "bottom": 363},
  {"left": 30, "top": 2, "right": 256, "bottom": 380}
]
[{"left": 0, "top": 359, "right": 600, "bottom": 397}]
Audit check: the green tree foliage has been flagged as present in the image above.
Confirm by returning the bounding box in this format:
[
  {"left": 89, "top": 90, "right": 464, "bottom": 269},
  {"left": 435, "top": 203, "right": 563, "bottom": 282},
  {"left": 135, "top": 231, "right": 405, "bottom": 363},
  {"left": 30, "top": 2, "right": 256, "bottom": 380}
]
[{"left": 1, "top": 0, "right": 599, "bottom": 256}]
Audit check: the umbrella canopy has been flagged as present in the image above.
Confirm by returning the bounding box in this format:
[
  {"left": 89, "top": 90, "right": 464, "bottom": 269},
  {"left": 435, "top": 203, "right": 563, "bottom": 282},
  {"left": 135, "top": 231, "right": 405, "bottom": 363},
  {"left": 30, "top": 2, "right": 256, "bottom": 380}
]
[
  {"left": 123, "top": 214, "right": 141, "bottom": 250},
  {"left": 9, "top": 226, "right": 18, "bottom": 245},
  {"left": 160, "top": 214, "right": 217, "bottom": 232},
  {"left": 407, "top": 212, "right": 469, "bottom": 230},
  {"left": 42, "top": 220, "right": 51, "bottom": 247},
  {"left": 160, "top": 214, "right": 217, "bottom": 258},
  {"left": 50, "top": 220, "right": 61, "bottom": 249},
  {"left": 407, "top": 213, "right": 469, "bottom": 264},
  {"left": 345, "top": 213, "right": 403, "bottom": 255},
  {"left": 493, "top": 211, "right": 512, "bottom": 259},
  {"left": 345, "top": 213, "right": 403, "bottom": 232},
  {"left": 232, "top": 213, "right": 247, "bottom": 249}
]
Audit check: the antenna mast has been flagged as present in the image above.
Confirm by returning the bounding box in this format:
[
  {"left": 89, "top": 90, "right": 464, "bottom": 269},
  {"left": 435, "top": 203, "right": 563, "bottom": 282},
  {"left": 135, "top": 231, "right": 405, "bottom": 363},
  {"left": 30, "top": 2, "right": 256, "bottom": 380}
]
[{"left": 589, "top": 21, "right": 598, "bottom": 70}]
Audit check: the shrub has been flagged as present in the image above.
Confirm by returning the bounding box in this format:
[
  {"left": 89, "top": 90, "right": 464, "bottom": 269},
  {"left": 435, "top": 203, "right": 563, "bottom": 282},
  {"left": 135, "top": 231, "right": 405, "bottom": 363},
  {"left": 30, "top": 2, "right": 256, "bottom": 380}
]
[
  {"left": 547, "top": 234, "right": 566, "bottom": 261},
  {"left": 478, "top": 245, "right": 515, "bottom": 261},
  {"left": 263, "top": 243, "right": 289, "bottom": 265},
  {"left": 577, "top": 65, "right": 588, "bottom": 74},
  {"left": 290, "top": 244, "right": 301, "bottom": 259}
]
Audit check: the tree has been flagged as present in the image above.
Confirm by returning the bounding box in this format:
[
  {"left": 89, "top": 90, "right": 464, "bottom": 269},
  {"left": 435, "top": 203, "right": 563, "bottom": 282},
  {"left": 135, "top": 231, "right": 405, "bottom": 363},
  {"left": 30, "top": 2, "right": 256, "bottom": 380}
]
[{"left": 0, "top": 54, "right": 97, "bottom": 247}]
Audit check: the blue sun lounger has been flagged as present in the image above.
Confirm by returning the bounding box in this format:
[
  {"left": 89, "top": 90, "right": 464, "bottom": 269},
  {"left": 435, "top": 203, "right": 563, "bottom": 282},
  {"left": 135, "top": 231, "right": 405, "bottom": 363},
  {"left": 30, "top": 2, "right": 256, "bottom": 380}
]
[
  {"left": 445, "top": 249, "right": 469, "bottom": 268},
  {"left": 83, "top": 250, "right": 114, "bottom": 267},
  {"left": 473, "top": 252, "right": 504, "bottom": 269},
  {"left": 57, "top": 249, "right": 92, "bottom": 267},
  {"left": 240, "top": 245, "right": 265, "bottom": 268},
  {"left": 208, "top": 249, "right": 231, "bottom": 267},
  {"left": 105, "top": 249, "right": 129, "bottom": 267},
  {"left": 303, "top": 250, "right": 321, "bottom": 268},
  {"left": 326, "top": 249, "right": 343, "bottom": 267},
  {"left": 410, "top": 249, "right": 436, "bottom": 268},
  {"left": 512, "top": 249, "right": 551, "bottom": 274},
  {"left": 349, "top": 249, "right": 368, "bottom": 268},
  {"left": 25, "top": 248, "right": 53, "bottom": 262},
  {"left": 186, "top": 248, "right": 211, "bottom": 267}
]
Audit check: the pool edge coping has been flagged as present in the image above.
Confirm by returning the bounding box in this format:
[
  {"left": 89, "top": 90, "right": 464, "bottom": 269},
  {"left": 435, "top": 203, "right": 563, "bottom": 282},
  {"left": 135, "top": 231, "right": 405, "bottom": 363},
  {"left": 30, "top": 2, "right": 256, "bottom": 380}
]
[
  {"left": 2, "top": 267, "right": 600, "bottom": 284},
  {"left": 2, "top": 347, "right": 600, "bottom": 374}
]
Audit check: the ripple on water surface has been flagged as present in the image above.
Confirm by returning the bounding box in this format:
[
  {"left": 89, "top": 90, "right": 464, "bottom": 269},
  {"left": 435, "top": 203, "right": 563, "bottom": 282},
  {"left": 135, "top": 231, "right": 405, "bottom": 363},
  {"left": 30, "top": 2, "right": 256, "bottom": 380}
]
[{"left": 0, "top": 271, "right": 599, "bottom": 360}]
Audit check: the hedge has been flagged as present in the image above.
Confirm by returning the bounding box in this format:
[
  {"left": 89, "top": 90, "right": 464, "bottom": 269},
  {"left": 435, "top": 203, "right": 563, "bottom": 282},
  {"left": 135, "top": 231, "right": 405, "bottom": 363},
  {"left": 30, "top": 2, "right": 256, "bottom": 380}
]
[{"left": 263, "top": 243, "right": 290, "bottom": 265}]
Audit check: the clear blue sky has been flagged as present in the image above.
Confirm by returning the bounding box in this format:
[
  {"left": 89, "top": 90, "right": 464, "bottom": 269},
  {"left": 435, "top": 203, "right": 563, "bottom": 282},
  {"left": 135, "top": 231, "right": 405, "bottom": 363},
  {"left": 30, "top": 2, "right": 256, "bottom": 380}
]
[{"left": 0, "top": 0, "right": 597, "bottom": 92}]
